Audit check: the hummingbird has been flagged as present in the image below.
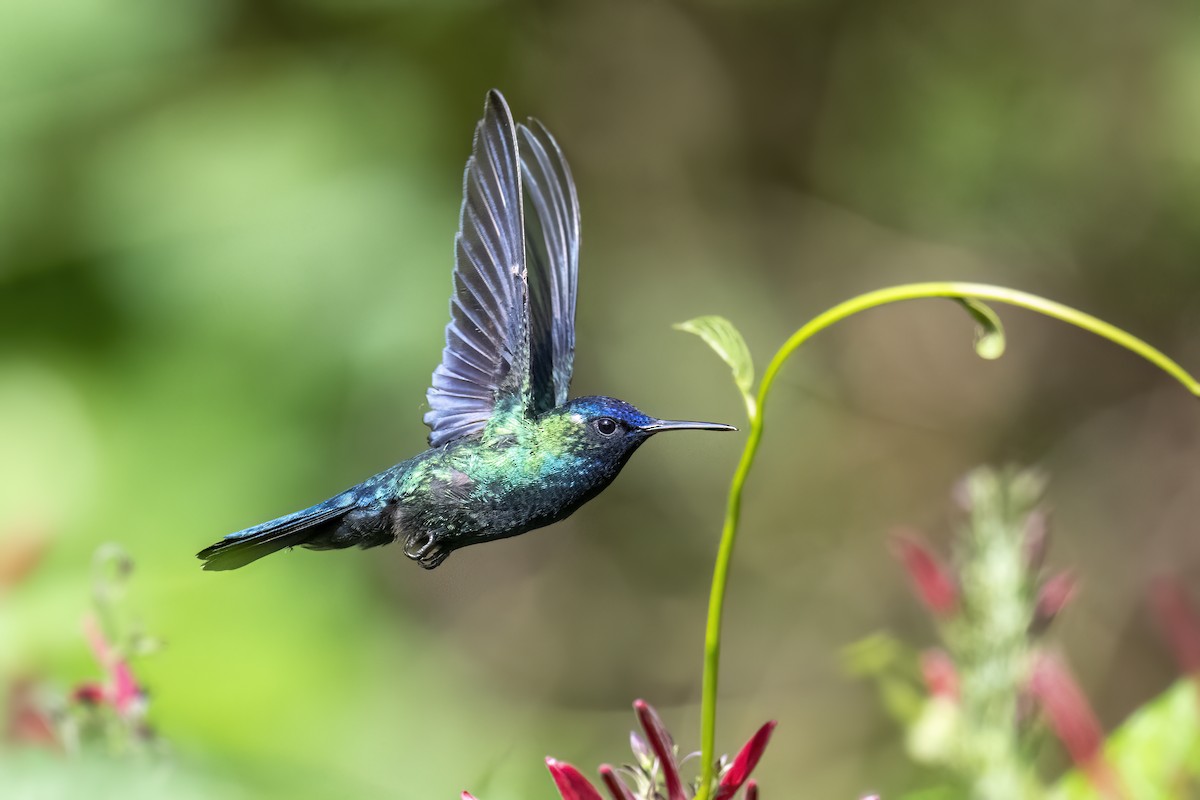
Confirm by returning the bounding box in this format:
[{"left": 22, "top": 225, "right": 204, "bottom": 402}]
[{"left": 197, "top": 90, "right": 735, "bottom": 572}]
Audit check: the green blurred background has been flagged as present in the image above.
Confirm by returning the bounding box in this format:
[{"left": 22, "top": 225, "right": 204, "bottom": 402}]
[{"left": 3, "top": 0, "right": 1200, "bottom": 797}]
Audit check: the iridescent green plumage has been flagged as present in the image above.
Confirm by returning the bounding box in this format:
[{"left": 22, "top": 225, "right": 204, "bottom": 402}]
[{"left": 197, "top": 91, "right": 733, "bottom": 572}]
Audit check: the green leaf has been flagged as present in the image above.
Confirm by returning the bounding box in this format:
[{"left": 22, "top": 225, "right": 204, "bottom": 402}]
[
  {"left": 955, "top": 298, "right": 1007, "bottom": 360},
  {"left": 841, "top": 633, "right": 925, "bottom": 725},
  {"left": 674, "top": 316, "right": 756, "bottom": 418}
]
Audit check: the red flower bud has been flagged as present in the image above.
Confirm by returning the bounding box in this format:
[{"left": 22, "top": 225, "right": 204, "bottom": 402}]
[
  {"left": 890, "top": 530, "right": 958, "bottom": 618},
  {"left": 71, "top": 682, "right": 105, "bottom": 705},
  {"left": 1029, "top": 653, "right": 1123, "bottom": 799},
  {"left": 598, "top": 764, "right": 636, "bottom": 800},
  {"left": 1150, "top": 576, "right": 1200, "bottom": 677},
  {"left": 1022, "top": 510, "right": 1049, "bottom": 572},
  {"left": 714, "top": 721, "right": 776, "bottom": 800},
  {"left": 633, "top": 700, "right": 686, "bottom": 800},
  {"left": 546, "top": 758, "right": 604, "bottom": 800},
  {"left": 1031, "top": 571, "right": 1078, "bottom": 635}
]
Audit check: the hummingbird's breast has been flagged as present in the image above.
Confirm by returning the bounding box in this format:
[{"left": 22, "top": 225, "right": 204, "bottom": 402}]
[{"left": 393, "top": 434, "right": 618, "bottom": 552}]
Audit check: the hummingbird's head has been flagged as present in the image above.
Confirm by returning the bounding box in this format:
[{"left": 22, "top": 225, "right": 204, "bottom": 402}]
[
  {"left": 548, "top": 396, "right": 737, "bottom": 464},
  {"left": 526, "top": 397, "right": 736, "bottom": 521}
]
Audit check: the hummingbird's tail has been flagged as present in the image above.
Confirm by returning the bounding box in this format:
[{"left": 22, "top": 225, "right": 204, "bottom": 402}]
[{"left": 197, "top": 495, "right": 355, "bottom": 571}]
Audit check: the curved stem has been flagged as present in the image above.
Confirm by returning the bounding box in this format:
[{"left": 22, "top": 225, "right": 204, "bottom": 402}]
[{"left": 695, "top": 282, "right": 1200, "bottom": 799}]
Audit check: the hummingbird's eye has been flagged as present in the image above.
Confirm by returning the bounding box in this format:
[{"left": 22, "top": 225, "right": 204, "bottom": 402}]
[{"left": 594, "top": 417, "right": 618, "bottom": 436}]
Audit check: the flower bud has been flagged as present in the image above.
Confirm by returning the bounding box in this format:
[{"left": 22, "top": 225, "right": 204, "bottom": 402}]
[{"left": 890, "top": 530, "right": 959, "bottom": 618}]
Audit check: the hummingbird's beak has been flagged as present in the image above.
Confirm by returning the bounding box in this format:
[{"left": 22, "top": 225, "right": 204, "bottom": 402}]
[{"left": 640, "top": 419, "right": 738, "bottom": 434}]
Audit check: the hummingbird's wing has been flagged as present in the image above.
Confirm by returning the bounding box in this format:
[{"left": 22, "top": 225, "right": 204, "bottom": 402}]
[
  {"left": 424, "top": 90, "right": 531, "bottom": 447},
  {"left": 518, "top": 118, "right": 580, "bottom": 414}
]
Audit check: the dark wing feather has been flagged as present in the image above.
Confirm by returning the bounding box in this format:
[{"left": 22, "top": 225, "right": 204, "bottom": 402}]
[
  {"left": 518, "top": 118, "right": 580, "bottom": 413},
  {"left": 425, "top": 90, "right": 530, "bottom": 446}
]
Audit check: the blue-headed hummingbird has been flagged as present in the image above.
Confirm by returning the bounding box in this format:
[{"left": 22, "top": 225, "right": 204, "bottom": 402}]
[{"left": 198, "top": 90, "right": 734, "bottom": 571}]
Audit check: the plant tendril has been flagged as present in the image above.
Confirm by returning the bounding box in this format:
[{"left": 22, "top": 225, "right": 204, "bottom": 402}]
[{"left": 692, "top": 282, "right": 1200, "bottom": 800}]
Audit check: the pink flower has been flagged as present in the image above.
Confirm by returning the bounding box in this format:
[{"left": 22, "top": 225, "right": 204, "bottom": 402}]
[
  {"left": 890, "top": 530, "right": 958, "bottom": 618},
  {"left": 75, "top": 614, "right": 145, "bottom": 718}
]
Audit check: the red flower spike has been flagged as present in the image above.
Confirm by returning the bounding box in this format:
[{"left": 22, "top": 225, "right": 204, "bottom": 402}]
[
  {"left": 890, "top": 530, "right": 959, "bottom": 618},
  {"left": 713, "top": 720, "right": 777, "bottom": 800},
  {"left": 633, "top": 700, "right": 686, "bottom": 800},
  {"left": 920, "top": 649, "right": 959, "bottom": 699},
  {"left": 599, "top": 764, "right": 636, "bottom": 800},
  {"left": 1029, "top": 654, "right": 1124, "bottom": 799},
  {"left": 1032, "top": 571, "right": 1078, "bottom": 634},
  {"left": 1150, "top": 577, "right": 1200, "bottom": 676},
  {"left": 462, "top": 793, "right": 478, "bottom": 800},
  {"left": 546, "top": 757, "right": 604, "bottom": 800},
  {"left": 745, "top": 780, "right": 758, "bottom": 800}
]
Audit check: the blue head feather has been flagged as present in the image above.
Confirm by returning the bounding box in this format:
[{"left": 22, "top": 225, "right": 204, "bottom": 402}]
[{"left": 559, "top": 396, "right": 656, "bottom": 430}]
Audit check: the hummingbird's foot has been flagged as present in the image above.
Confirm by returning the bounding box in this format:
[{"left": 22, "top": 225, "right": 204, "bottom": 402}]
[{"left": 403, "top": 531, "right": 449, "bottom": 570}]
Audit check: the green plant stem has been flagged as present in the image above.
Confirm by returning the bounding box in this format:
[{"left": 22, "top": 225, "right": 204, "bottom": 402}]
[{"left": 695, "top": 282, "right": 1200, "bottom": 800}]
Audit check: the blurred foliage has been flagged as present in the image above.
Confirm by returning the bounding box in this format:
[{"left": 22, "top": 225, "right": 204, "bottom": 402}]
[
  {"left": 4, "top": 0, "right": 1200, "bottom": 798},
  {"left": 853, "top": 470, "right": 1200, "bottom": 799}
]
